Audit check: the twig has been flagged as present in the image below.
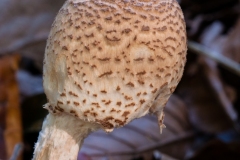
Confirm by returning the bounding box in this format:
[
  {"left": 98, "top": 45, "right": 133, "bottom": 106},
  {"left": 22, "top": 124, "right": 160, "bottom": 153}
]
[
  {"left": 188, "top": 41, "right": 240, "bottom": 76},
  {"left": 9, "top": 143, "right": 24, "bottom": 160}
]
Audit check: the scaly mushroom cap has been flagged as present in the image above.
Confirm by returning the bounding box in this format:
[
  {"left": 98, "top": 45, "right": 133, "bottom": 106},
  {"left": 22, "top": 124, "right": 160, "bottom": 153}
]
[{"left": 43, "top": 0, "right": 187, "bottom": 131}]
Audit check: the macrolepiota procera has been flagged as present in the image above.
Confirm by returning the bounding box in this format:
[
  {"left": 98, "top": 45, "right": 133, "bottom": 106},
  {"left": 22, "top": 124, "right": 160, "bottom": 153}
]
[{"left": 33, "top": 0, "right": 187, "bottom": 159}]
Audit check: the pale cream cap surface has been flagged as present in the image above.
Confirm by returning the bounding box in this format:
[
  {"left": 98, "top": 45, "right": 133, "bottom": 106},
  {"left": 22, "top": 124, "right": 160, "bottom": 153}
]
[{"left": 43, "top": 0, "right": 187, "bottom": 131}]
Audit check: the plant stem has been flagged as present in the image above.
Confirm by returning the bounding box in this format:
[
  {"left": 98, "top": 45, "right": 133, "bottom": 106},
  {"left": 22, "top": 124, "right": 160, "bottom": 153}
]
[{"left": 33, "top": 113, "right": 99, "bottom": 160}]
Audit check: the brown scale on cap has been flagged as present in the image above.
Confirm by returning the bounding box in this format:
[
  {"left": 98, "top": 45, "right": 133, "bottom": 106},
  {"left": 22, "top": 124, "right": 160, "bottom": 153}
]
[{"left": 43, "top": 0, "right": 187, "bottom": 132}]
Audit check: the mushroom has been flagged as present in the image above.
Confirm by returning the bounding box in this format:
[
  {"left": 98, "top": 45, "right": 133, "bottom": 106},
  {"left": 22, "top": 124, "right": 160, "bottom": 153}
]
[{"left": 33, "top": 0, "right": 187, "bottom": 159}]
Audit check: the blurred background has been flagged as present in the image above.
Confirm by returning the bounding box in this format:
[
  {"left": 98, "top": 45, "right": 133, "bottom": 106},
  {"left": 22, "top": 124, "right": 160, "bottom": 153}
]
[{"left": 0, "top": 0, "right": 240, "bottom": 159}]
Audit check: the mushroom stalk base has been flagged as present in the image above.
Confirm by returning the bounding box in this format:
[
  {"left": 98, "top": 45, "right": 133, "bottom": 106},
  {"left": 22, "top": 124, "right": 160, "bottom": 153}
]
[{"left": 33, "top": 113, "right": 99, "bottom": 160}]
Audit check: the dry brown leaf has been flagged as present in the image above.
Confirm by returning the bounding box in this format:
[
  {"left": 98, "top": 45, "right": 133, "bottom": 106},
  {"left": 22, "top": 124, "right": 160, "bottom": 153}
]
[
  {"left": 0, "top": 0, "right": 65, "bottom": 70},
  {"left": 80, "top": 95, "right": 194, "bottom": 160},
  {"left": 0, "top": 54, "right": 22, "bottom": 159},
  {"left": 222, "top": 18, "right": 240, "bottom": 63},
  {"left": 175, "top": 53, "right": 235, "bottom": 133}
]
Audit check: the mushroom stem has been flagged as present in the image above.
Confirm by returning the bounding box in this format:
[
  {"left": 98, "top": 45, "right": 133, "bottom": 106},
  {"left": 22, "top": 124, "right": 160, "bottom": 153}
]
[{"left": 33, "top": 113, "right": 99, "bottom": 160}]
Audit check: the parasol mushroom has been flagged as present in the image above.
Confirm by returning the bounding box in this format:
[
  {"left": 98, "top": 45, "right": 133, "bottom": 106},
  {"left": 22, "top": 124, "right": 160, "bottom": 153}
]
[{"left": 33, "top": 0, "right": 187, "bottom": 159}]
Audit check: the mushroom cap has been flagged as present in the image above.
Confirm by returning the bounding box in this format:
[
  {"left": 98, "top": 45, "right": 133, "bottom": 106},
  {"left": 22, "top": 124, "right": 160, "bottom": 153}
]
[{"left": 43, "top": 0, "right": 187, "bottom": 131}]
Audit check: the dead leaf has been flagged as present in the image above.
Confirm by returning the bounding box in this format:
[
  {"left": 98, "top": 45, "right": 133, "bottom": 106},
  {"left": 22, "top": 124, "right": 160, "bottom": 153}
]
[
  {"left": 175, "top": 53, "right": 234, "bottom": 133},
  {"left": 222, "top": 18, "right": 240, "bottom": 63},
  {"left": 80, "top": 95, "right": 195, "bottom": 160},
  {"left": 0, "top": 0, "right": 65, "bottom": 70},
  {"left": 0, "top": 54, "right": 22, "bottom": 159}
]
